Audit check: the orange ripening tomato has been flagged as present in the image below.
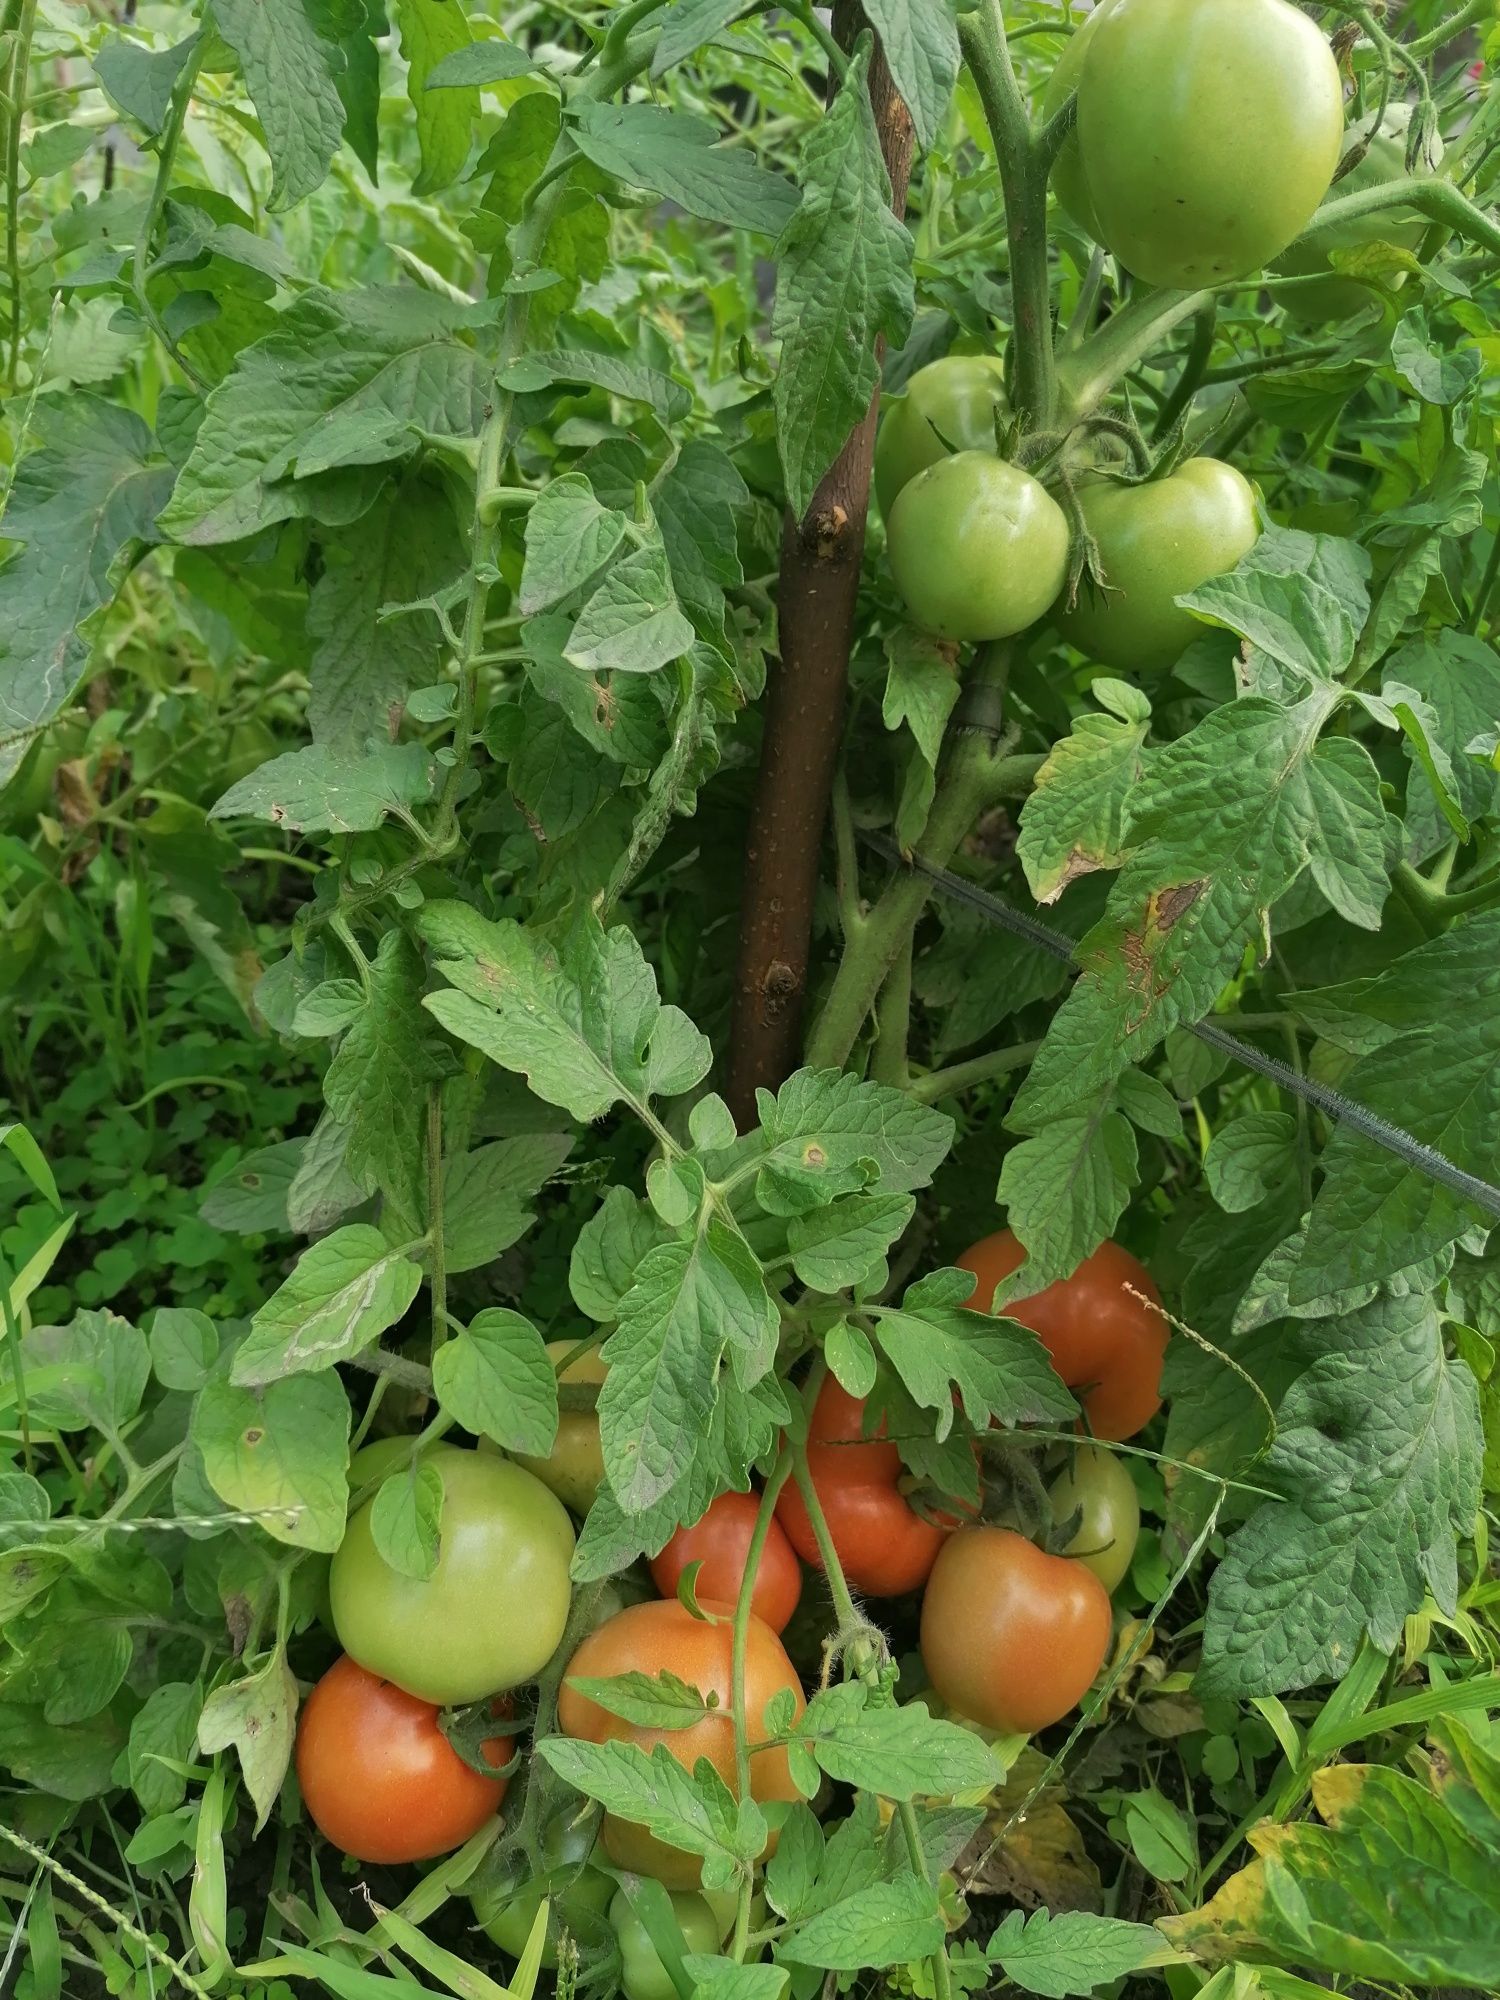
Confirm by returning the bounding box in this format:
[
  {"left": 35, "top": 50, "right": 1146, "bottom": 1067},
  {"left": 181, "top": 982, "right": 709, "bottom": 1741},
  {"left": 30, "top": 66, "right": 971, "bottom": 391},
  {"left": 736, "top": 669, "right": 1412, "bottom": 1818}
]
[
  {"left": 557, "top": 1599, "right": 804, "bottom": 1888},
  {"left": 956, "top": 1230, "right": 1166, "bottom": 1441},
  {"left": 774, "top": 1376, "right": 949, "bottom": 1597},
  {"left": 650, "top": 1491, "right": 802, "bottom": 1634},
  {"left": 920, "top": 1527, "right": 1111, "bottom": 1735},
  {"left": 295, "top": 1655, "right": 511, "bottom": 1864}
]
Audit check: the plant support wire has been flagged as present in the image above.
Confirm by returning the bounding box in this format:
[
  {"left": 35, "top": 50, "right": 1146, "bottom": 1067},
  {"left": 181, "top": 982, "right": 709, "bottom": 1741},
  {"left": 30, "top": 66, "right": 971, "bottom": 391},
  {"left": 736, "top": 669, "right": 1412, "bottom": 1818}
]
[{"left": 859, "top": 830, "right": 1500, "bottom": 1224}]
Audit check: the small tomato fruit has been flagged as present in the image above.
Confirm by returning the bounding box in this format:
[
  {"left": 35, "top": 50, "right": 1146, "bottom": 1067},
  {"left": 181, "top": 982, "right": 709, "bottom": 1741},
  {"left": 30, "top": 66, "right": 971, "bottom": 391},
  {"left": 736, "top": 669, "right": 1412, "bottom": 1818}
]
[
  {"left": 887, "top": 452, "right": 1069, "bottom": 643},
  {"left": 515, "top": 1340, "right": 608, "bottom": 1516},
  {"left": 1049, "top": 1443, "right": 1140, "bottom": 1592},
  {"left": 650, "top": 1491, "right": 802, "bottom": 1633},
  {"left": 874, "top": 355, "right": 1008, "bottom": 517}
]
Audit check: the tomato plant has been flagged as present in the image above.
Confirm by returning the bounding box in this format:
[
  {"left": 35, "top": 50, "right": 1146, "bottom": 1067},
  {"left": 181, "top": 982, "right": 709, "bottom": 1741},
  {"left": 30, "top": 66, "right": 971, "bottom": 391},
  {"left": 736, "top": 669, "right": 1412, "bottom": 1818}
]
[
  {"left": 958, "top": 1231, "right": 1167, "bottom": 1440},
  {"left": 331, "top": 1445, "right": 576, "bottom": 1705},
  {"left": 774, "top": 1376, "right": 950, "bottom": 1596},
  {"left": 920, "top": 1526, "right": 1113, "bottom": 1735},
  {"left": 649, "top": 1490, "right": 802, "bottom": 1632},
  {"left": 5, "top": 0, "right": 1500, "bottom": 1994},
  {"left": 295, "top": 1656, "right": 511, "bottom": 1865},
  {"left": 557, "top": 1600, "right": 805, "bottom": 1887}
]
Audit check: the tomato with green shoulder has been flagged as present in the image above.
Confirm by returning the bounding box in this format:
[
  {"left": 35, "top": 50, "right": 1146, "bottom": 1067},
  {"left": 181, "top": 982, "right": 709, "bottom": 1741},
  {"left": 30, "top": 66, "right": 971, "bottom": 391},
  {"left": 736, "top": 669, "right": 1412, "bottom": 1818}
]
[
  {"left": 1048, "top": 1444, "right": 1140, "bottom": 1593},
  {"left": 515, "top": 1340, "right": 608, "bottom": 1516},
  {"left": 609, "top": 1887, "right": 737, "bottom": 2000},
  {"left": 887, "top": 452, "right": 1069, "bottom": 643},
  {"left": 331, "top": 1443, "right": 575, "bottom": 1706},
  {"left": 471, "top": 1811, "right": 613, "bottom": 1965},
  {"left": 1056, "top": 458, "right": 1258, "bottom": 676},
  {"left": 874, "top": 355, "right": 1008, "bottom": 518},
  {"left": 1064, "top": 0, "right": 1344, "bottom": 288}
]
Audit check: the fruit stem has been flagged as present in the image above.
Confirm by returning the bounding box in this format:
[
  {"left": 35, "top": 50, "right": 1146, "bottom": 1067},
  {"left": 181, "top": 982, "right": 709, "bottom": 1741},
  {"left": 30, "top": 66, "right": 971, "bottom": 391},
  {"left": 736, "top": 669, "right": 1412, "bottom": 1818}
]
[{"left": 729, "top": 1454, "right": 794, "bottom": 1962}]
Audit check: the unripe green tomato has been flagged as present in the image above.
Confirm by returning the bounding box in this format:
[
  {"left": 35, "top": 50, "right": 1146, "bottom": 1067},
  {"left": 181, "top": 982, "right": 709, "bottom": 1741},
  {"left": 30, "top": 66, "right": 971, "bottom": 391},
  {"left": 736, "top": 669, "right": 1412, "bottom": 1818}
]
[
  {"left": 1048, "top": 1445, "right": 1141, "bottom": 1593},
  {"left": 874, "top": 355, "right": 1008, "bottom": 518},
  {"left": 887, "top": 451, "right": 1069, "bottom": 643},
  {"left": 1040, "top": 8, "right": 1104, "bottom": 239},
  {"left": 330, "top": 1443, "right": 575, "bottom": 1705},
  {"left": 609, "top": 1888, "right": 728, "bottom": 2000},
  {"left": 515, "top": 1341, "right": 608, "bottom": 1517},
  {"left": 471, "top": 1815, "right": 613, "bottom": 1966},
  {"left": 1056, "top": 458, "right": 1258, "bottom": 676},
  {"left": 1073, "top": 0, "right": 1344, "bottom": 288},
  {"left": 1273, "top": 109, "right": 1437, "bottom": 322}
]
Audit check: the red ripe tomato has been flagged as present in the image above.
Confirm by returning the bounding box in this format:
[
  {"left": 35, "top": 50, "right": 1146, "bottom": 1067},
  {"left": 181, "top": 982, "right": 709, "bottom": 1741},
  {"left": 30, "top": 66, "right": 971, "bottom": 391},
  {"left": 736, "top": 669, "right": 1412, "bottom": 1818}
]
[
  {"left": 920, "top": 1527, "right": 1111, "bottom": 1735},
  {"left": 957, "top": 1230, "right": 1166, "bottom": 1441},
  {"left": 295, "top": 1655, "right": 511, "bottom": 1864},
  {"left": 774, "top": 1377, "right": 948, "bottom": 1597},
  {"left": 650, "top": 1492, "right": 802, "bottom": 1633},
  {"left": 557, "top": 1599, "right": 804, "bottom": 1888}
]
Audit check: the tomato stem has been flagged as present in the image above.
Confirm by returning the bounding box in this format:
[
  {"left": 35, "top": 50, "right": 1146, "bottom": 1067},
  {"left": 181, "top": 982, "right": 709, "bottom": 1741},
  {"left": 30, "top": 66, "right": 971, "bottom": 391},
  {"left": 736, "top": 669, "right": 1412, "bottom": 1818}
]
[{"left": 729, "top": 1454, "right": 794, "bottom": 1960}]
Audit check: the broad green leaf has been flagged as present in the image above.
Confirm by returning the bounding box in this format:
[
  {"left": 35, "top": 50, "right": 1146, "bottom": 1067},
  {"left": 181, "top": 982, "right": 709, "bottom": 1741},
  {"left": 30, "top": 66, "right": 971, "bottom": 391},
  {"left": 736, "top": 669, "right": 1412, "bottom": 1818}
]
[
  {"left": 601, "top": 1220, "right": 778, "bottom": 1511},
  {"left": 92, "top": 30, "right": 202, "bottom": 135},
  {"left": 441, "top": 1134, "right": 572, "bottom": 1274},
  {"left": 137, "top": 798, "right": 264, "bottom": 1014},
  {"left": 425, "top": 37, "right": 541, "bottom": 86},
  {"left": 1383, "top": 629, "right": 1500, "bottom": 827},
  {"left": 420, "top": 903, "right": 711, "bottom": 1123},
  {"left": 883, "top": 627, "right": 960, "bottom": 848},
  {"left": 370, "top": 1460, "right": 445, "bottom": 1581},
  {"left": 20, "top": 1311, "right": 149, "bottom": 1435},
  {"left": 1199, "top": 1290, "right": 1481, "bottom": 1697},
  {"left": 1177, "top": 528, "right": 1371, "bottom": 689},
  {"left": 987, "top": 1908, "right": 1174, "bottom": 1998},
  {"left": 773, "top": 42, "right": 914, "bottom": 515},
  {"left": 1205, "top": 1113, "right": 1299, "bottom": 1214},
  {"left": 779, "top": 1875, "right": 944, "bottom": 1971},
  {"left": 570, "top": 101, "right": 798, "bottom": 236},
  {"left": 872, "top": 1275, "right": 1077, "bottom": 1436},
  {"left": 198, "top": 1140, "right": 305, "bottom": 1234},
  {"left": 231, "top": 1225, "right": 424, "bottom": 1385},
  {"left": 160, "top": 288, "right": 486, "bottom": 544},
  {"left": 210, "top": 741, "right": 438, "bottom": 834},
  {"left": 518, "top": 615, "right": 667, "bottom": 767},
  {"left": 787, "top": 1193, "right": 915, "bottom": 1292},
  {"left": 392, "top": 0, "right": 476, "bottom": 194},
  {"left": 432, "top": 1310, "right": 558, "bottom": 1455},
  {"left": 1016, "top": 697, "right": 1386, "bottom": 1125},
  {"left": 0, "top": 1705, "right": 125, "bottom": 1802},
  {"left": 500, "top": 348, "right": 692, "bottom": 428},
  {"left": 502, "top": 695, "right": 607, "bottom": 836},
  {"left": 0, "top": 398, "right": 172, "bottom": 785},
  {"left": 1017, "top": 680, "right": 1151, "bottom": 904},
  {"left": 213, "top": 0, "right": 346, "bottom": 210},
  {"left": 323, "top": 930, "right": 437, "bottom": 1215},
  {"left": 198, "top": 1646, "right": 299, "bottom": 1832},
  {"left": 535, "top": 1737, "right": 754, "bottom": 1868},
  {"left": 149, "top": 1308, "right": 219, "bottom": 1393},
  {"left": 996, "top": 1102, "right": 1139, "bottom": 1293},
  {"left": 752, "top": 1069, "right": 953, "bottom": 1212},
  {"left": 127, "top": 1681, "right": 203, "bottom": 1817},
  {"left": 467, "top": 98, "right": 609, "bottom": 340},
  {"left": 285, "top": 1115, "right": 368, "bottom": 1237},
  {"left": 562, "top": 1668, "right": 713, "bottom": 1731},
  {"left": 652, "top": 0, "right": 747, "bottom": 76},
  {"left": 193, "top": 1369, "right": 351, "bottom": 1551},
  {"left": 1164, "top": 1757, "right": 1500, "bottom": 1989},
  {"left": 565, "top": 533, "right": 697, "bottom": 678},
  {"left": 520, "top": 473, "right": 629, "bottom": 615},
  {"left": 570, "top": 1186, "right": 672, "bottom": 1322},
  {"left": 863, "top": 0, "right": 961, "bottom": 149},
  {"left": 796, "top": 1685, "right": 1001, "bottom": 1800}
]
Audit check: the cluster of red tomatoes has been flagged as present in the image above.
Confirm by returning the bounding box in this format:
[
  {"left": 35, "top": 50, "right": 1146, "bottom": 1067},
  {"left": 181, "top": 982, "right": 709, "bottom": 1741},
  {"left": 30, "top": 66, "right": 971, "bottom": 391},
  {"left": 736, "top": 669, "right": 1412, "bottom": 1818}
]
[{"left": 294, "top": 1229, "right": 1164, "bottom": 1982}]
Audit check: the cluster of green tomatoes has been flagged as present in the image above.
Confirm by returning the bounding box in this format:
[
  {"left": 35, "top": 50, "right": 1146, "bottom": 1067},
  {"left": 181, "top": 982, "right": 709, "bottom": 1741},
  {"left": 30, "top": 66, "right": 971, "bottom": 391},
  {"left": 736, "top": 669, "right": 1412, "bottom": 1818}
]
[{"left": 881, "top": 0, "right": 1430, "bottom": 658}]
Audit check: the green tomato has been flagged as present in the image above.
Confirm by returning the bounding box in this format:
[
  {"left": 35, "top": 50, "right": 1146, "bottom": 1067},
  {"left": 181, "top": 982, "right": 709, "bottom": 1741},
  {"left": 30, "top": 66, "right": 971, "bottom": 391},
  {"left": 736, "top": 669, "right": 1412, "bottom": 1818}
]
[
  {"left": 1273, "top": 109, "right": 1436, "bottom": 322},
  {"left": 609, "top": 1888, "right": 729, "bottom": 2000},
  {"left": 1049, "top": 1444, "right": 1141, "bottom": 1594},
  {"left": 472, "top": 1815, "right": 613, "bottom": 1967},
  {"left": 887, "top": 451, "right": 1069, "bottom": 643},
  {"left": 514, "top": 1341, "right": 608, "bottom": 1517},
  {"left": 1056, "top": 457, "right": 1258, "bottom": 675},
  {"left": 874, "top": 356, "right": 1008, "bottom": 518},
  {"left": 1071, "top": 0, "right": 1344, "bottom": 288},
  {"left": 330, "top": 1443, "right": 575, "bottom": 1705},
  {"left": 1040, "top": 9, "right": 1104, "bottom": 240}
]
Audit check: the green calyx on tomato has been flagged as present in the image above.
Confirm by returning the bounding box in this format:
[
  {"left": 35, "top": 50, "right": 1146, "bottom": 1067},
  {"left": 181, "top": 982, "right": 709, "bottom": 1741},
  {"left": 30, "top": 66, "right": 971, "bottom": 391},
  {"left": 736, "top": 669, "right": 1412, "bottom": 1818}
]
[
  {"left": 472, "top": 1812, "right": 614, "bottom": 1966},
  {"left": 1272, "top": 108, "right": 1438, "bottom": 322},
  {"left": 295, "top": 1654, "right": 511, "bottom": 1865},
  {"left": 887, "top": 451, "right": 1069, "bottom": 643},
  {"left": 1057, "top": 0, "right": 1344, "bottom": 289},
  {"left": 874, "top": 355, "right": 1008, "bottom": 518},
  {"left": 515, "top": 1339, "right": 608, "bottom": 1516},
  {"left": 774, "top": 1376, "right": 949, "bottom": 1598},
  {"left": 920, "top": 1526, "right": 1112, "bottom": 1736},
  {"left": 330, "top": 1442, "right": 575, "bottom": 1706},
  {"left": 1055, "top": 458, "right": 1258, "bottom": 677},
  {"left": 957, "top": 1229, "right": 1166, "bottom": 1441},
  {"left": 609, "top": 1886, "right": 736, "bottom": 2000},
  {"left": 1048, "top": 1444, "right": 1140, "bottom": 1593}
]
